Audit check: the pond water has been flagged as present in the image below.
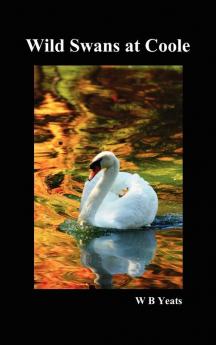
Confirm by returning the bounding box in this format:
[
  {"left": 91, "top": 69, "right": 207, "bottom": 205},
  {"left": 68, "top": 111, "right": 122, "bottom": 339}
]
[{"left": 34, "top": 65, "right": 183, "bottom": 289}]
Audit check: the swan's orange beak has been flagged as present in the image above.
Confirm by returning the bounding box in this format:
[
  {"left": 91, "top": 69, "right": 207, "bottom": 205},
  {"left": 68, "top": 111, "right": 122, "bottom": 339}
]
[{"left": 88, "top": 166, "right": 101, "bottom": 181}]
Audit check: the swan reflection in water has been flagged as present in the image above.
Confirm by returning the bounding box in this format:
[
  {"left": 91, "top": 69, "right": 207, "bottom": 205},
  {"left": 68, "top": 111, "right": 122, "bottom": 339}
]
[{"left": 80, "top": 229, "right": 157, "bottom": 289}]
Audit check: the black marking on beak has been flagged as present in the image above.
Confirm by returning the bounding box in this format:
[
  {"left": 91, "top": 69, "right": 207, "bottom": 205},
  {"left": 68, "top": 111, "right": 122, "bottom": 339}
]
[{"left": 89, "top": 158, "right": 102, "bottom": 170}]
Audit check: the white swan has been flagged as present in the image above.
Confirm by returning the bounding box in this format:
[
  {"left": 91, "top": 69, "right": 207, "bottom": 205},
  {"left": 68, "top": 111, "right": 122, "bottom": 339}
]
[{"left": 78, "top": 151, "right": 158, "bottom": 229}]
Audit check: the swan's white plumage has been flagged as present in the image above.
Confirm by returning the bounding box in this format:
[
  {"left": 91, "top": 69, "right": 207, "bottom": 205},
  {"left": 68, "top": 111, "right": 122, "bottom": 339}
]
[
  {"left": 95, "top": 172, "right": 157, "bottom": 228},
  {"left": 80, "top": 170, "right": 132, "bottom": 212},
  {"left": 79, "top": 161, "right": 158, "bottom": 229}
]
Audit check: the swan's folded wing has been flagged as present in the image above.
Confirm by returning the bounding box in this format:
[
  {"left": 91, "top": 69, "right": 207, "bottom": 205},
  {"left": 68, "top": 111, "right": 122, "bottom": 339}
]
[
  {"left": 110, "top": 172, "right": 133, "bottom": 193},
  {"left": 95, "top": 173, "right": 157, "bottom": 228}
]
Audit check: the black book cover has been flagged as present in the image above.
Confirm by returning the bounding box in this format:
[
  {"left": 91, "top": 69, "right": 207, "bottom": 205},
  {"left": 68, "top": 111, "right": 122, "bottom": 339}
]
[{"left": 9, "top": 7, "right": 213, "bottom": 345}]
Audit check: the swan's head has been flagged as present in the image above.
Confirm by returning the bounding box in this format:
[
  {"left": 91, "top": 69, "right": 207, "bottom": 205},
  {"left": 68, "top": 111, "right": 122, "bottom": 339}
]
[{"left": 88, "top": 151, "right": 118, "bottom": 181}]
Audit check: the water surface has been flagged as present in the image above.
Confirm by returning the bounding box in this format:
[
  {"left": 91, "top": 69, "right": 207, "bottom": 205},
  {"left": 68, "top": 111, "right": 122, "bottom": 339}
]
[{"left": 34, "top": 65, "right": 183, "bottom": 289}]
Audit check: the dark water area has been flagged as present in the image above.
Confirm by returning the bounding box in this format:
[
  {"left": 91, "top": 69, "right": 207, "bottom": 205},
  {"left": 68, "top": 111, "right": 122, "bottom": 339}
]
[{"left": 34, "top": 66, "right": 183, "bottom": 289}]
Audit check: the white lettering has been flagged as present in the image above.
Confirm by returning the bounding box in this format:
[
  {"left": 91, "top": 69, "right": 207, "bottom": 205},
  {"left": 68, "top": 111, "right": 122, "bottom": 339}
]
[
  {"left": 149, "top": 297, "right": 155, "bottom": 304},
  {"left": 145, "top": 39, "right": 157, "bottom": 52},
  {"left": 135, "top": 297, "right": 146, "bottom": 304},
  {"left": 70, "top": 38, "right": 80, "bottom": 52},
  {"left": 26, "top": 39, "right": 44, "bottom": 52}
]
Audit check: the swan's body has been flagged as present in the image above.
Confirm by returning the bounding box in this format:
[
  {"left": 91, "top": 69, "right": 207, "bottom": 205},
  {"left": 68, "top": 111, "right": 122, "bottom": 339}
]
[{"left": 78, "top": 151, "right": 158, "bottom": 229}]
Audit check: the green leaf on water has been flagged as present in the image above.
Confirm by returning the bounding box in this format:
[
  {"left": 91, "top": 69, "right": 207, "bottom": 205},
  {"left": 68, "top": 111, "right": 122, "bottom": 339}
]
[
  {"left": 34, "top": 195, "right": 48, "bottom": 204},
  {"left": 64, "top": 194, "right": 80, "bottom": 201}
]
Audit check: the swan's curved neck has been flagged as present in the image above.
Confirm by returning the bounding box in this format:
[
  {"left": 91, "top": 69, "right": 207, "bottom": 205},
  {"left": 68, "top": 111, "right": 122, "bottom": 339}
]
[{"left": 79, "top": 158, "right": 119, "bottom": 225}]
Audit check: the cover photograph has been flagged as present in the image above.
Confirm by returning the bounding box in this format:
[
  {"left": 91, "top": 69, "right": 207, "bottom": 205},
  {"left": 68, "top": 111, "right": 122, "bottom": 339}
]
[{"left": 34, "top": 65, "right": 183, "bottom": 292}]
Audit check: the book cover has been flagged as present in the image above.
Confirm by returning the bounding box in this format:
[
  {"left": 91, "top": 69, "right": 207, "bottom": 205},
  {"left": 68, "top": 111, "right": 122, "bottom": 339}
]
[{"left": 11, "top": 8, "right": 213, "bottom": 344}]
